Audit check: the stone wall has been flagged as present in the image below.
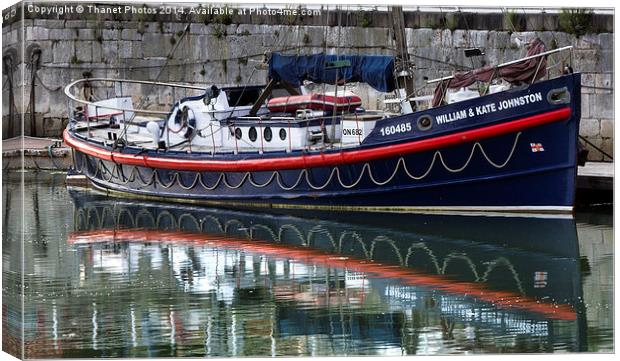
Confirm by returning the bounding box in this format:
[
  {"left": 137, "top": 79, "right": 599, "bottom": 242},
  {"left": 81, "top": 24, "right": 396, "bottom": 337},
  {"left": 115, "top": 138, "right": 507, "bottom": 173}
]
[{"left": 1, "top": 8, "right": 614, "bottom": 160}]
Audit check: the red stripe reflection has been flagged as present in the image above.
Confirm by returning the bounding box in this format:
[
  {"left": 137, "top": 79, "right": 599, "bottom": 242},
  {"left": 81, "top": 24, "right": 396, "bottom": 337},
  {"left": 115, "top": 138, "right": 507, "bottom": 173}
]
[{"left": 68, "top": 229, "right": 577, "bottom": 321}]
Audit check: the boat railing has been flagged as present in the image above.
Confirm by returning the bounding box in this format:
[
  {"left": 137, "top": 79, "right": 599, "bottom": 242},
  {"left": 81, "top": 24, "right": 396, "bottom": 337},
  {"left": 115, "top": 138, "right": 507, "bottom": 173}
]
[
  {"left": 64, "top": 77, "right": 207, "bottom": 142},
  {"left": 425, "top": 45, "right": 573, "bottom": 107},
  {"left": 426, "top": 45, "right": 573, "bottom": 84}
]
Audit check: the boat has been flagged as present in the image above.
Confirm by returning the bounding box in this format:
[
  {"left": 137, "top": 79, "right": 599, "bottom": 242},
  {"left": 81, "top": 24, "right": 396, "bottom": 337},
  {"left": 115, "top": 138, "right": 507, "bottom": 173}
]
[{"left": 63, "top": 35, "right": 580, "bottom": 215}]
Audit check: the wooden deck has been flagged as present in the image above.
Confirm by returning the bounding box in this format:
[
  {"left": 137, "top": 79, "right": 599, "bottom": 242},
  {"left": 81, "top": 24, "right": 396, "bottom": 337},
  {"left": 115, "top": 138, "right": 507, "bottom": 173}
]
[
  {"left": 2, "top": 135, "right": 64, "bottom": 152},
  {"left": 2, "top": 136, "right": 72, "bottom": 170}
]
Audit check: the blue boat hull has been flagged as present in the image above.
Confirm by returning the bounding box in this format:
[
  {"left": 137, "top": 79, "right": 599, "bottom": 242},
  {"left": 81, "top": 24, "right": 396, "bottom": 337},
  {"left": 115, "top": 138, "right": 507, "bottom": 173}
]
[{"left": 68, "top": 74, "right": 581, "bottom": 213}]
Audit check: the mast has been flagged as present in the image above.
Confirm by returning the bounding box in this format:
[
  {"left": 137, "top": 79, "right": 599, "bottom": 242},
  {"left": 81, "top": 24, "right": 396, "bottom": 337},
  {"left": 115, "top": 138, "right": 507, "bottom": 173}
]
[{"left": 388, "top": 6, "right": 416, "bottom": 113}]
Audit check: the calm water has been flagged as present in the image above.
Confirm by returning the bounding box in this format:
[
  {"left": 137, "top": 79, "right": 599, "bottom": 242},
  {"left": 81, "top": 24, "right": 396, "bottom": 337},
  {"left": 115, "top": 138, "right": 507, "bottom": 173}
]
[{"left": 2, "top": 172, "right": 613, "bottom": 357}]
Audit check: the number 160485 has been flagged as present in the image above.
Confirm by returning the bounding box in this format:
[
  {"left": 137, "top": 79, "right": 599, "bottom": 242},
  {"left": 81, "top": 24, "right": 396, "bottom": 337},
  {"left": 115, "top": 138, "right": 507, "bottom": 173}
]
[{"left": 380, "top": 122, "right": 412, "bottom": 136}]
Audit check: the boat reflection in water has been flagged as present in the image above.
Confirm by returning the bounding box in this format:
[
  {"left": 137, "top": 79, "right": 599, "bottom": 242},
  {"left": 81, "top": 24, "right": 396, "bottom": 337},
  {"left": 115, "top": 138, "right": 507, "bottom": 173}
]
[{"left": 63, "top": 194, "right": 585, "bottom": 356}]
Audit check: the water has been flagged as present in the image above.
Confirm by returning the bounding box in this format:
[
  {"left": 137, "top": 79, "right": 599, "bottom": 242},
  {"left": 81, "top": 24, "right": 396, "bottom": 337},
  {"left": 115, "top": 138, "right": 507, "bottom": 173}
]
[{"left": 2, "top": 172, "right": 613, "bottom": 357}]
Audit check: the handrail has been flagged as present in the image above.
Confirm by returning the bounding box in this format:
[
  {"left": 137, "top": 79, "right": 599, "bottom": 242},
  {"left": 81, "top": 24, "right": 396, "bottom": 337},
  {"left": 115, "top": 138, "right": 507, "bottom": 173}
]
[
  {"left": 64, "top": 77, "right": 207, "bottom": 116},
  {"left": 426, "top": 45, "right": 573, "bottom": 84}
]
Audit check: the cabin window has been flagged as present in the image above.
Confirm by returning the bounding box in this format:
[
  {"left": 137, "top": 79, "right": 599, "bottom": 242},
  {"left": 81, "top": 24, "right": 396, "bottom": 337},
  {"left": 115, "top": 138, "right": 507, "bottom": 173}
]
[
  {"left": 279, "top": 128, "right": 287, "bottom": 141},
  {"left": 264, "top": 127, "right": 272, "bottom": 142},
  {"left": 249, "top": 127, "right": 257, "bottom": 142},
  {"left": 234, "top": 128, "right": 242, "bottom": 139}
]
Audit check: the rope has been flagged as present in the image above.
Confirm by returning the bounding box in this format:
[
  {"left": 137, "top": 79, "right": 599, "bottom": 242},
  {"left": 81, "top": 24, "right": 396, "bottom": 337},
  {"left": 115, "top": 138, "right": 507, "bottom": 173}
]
[
  {"left": 28, "top": 153, "right": 42, "bottom": 172},
  {"left": 405, "top": 243, "right": 442, "bottom": 273},
  {"left": 442, "top": 252, "right": 480, "bottom": 280},
  {"left": 579, "top": 135, "right": 613, "bottom": 160},
  {"left": 369, "top": 235, "right": 404, "bottom": 265},
  {"left": 47, "top": 144, "right": 65, "bottom": 170},
  {"left": 582, "top": 85, "right": 613, "bottom": 92},
  {"left": 481, "top": 256, "right": 525, "bottom": 295},
  {"left": 29, "top": 51, "right": 40, "bottom": 137},
  {"left": 75, "top": 132, "right": 521, "bottom": 191}
]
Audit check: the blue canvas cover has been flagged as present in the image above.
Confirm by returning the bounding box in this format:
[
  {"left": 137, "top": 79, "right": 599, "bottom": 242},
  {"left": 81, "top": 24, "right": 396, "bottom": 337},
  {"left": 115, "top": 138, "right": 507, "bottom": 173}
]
[{"left": 268, "top": 53, "right": 396, "bottom": 92}]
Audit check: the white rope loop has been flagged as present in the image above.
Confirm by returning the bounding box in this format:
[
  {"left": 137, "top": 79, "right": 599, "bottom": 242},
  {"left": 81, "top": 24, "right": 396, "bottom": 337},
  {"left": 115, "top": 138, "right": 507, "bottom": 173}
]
[{"left": 76, "top": 132, "right": 522, "bottom": 192}]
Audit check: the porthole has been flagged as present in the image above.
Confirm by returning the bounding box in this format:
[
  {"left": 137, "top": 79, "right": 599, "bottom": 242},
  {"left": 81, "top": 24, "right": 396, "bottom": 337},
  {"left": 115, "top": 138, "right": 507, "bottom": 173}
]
[
  {"left": 416, "top": 115, "right": 434, "bottom": 131},
  {"left": 547, "top": 87, "right": 570, "bottom": 105},
  {"left": 279, "top": 128, "right": 287, "bottom": 140},
  {"left": 264, "top": 127, "right": 273, "bottom": 142},
  {"left": 234, "top": 128, "right": 242, "bottom": 139},
  {"left": 249, "top": 127, "right": 257, "bottom": 142}
]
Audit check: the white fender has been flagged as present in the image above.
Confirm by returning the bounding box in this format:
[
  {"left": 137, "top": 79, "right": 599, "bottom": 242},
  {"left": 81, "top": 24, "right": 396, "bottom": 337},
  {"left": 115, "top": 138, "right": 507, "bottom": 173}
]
[{"left": 146, "top": 121, "right": 161, "bottom": 147}]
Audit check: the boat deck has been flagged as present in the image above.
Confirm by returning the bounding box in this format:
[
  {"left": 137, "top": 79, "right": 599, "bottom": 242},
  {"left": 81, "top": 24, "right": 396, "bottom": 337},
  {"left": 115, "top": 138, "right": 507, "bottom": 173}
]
[{"left": 71, "top": 121, "right": 351, "bottom": 154}]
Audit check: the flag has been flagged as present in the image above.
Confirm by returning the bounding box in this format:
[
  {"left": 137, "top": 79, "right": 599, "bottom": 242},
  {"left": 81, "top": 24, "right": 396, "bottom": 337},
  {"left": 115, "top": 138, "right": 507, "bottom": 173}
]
[{"left": 530, "top": 143, "right": 545, "bottom": 152}]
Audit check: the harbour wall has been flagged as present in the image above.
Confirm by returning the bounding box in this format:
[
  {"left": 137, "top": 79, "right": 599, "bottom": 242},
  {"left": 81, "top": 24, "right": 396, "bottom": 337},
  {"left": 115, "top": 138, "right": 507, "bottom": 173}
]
[{"left": 1, "top": 7, "right": 613, "bottom": 160}]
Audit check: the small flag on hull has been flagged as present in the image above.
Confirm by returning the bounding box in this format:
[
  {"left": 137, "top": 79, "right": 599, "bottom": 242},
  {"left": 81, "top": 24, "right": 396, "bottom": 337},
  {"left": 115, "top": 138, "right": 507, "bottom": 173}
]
[
  {"left": 530, "top": 143, "right": 545, "bottom": 152},
  {"left": 534, "top": 271, "right": 548, "bottom": 288}
]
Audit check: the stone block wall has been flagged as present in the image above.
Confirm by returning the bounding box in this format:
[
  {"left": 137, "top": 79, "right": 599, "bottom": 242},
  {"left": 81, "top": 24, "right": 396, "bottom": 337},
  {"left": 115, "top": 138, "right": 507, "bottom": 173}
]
[{"left": 1, "top": 8, "right": 614, "bottom": 160}]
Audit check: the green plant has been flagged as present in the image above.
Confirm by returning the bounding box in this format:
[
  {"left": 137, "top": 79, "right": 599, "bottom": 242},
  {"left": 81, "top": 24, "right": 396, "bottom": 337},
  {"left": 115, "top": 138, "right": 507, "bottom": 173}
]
[
  {"left": 559, "top": 8, "right": 593, "bottom": 36},
  {"left": 302, "top": 33, "right": 310, "bottom": 44},
  {"left": 70, "top": 54, "right": 83, "bottom": 64},
  {"left": 505, "top": 11, "right": 526, "bottom": 32},
  {"left": 422, "top": 17, "right": 440, "bottom": 29},
  {"left": 506, "top": 11, "right": 517, "bottom": 31},
  {"left": 200, "top": 68, "right": 206, "bottom": 76},
  {"left": 283, "top": 5, "right": 298, "bottom": 25},
  {"left": 213, "top": 24, "right": 226, "bottom": 39},
  {"left": 215, "top": 6, "right": 233, "bottom": 25},
  {"left": 134, "top": 5, "right": 150, "bottom": 23},
  {"left": 235, "top": 74, "right": 242, "bottom": 83},
  {"left": 192, "top": 4, "right": 208, "bottom": 24},
  {"left": 358, "top": 11, "right": 372, "bottom": 28},
  {"left": 94, "top": 20, "right": 104, "bottom": 43},
  {"left": 169, "top": 36, "right": 177, "bottom": 46},
  {"left": 137, "top": 21, "right": 146, "bottom": 36},
  {"left": 444, "top": 14, "right": 458, "bottom": 31},
  {"left": 550, "top": 38, "right": 559, "bottom": 50}
]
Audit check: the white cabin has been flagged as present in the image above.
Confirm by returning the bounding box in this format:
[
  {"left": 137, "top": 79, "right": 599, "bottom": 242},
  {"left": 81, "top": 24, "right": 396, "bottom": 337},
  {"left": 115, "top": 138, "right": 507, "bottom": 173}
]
[{"left": 155, "top": 85, "right": 377, "bottom": 153}]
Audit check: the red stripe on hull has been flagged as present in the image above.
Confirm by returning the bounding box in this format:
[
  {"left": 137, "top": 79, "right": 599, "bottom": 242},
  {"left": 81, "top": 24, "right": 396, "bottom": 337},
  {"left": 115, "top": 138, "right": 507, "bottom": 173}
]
[{"left": 64, "top": 107, "right": 571, "bottom": 172}]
